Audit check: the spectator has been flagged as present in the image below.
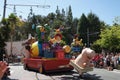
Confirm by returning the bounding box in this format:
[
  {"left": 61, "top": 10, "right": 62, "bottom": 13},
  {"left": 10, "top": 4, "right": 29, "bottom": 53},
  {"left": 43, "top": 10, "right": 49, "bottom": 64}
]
[
  {"left": 106, "top": 53, "right": 112, "bottom": 71},
  {"left": 114, "top": 54, "right": 119, "bottom": 69},
  {"left": 93, "top": 53, "right": 100, "bottom": 68},
  {"left": 99, "top": 54, "right": 104, "bottom": 68},
  {"left": 118, "top": 53, "right": 120, "bottom": 65}
]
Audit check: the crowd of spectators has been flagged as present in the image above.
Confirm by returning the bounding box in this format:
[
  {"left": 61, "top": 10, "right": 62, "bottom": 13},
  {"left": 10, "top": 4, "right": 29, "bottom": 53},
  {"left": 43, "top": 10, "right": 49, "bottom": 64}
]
[{"left": 92, "top": 52, "right": 120, "bottom": 71}]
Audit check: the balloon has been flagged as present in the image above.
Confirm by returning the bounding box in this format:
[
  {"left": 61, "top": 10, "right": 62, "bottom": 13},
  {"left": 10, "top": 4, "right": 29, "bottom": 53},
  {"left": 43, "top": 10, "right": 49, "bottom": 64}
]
[
  {"left": 63, "top": 45, "right": 71, "bottom": 53},
  {"left": 31, "top": 41, "right": 39, "bottom": 57}
]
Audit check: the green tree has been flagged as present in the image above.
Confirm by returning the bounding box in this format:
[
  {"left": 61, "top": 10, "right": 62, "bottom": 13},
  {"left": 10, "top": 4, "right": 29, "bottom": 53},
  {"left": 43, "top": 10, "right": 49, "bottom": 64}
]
[
  {"left": 66, "top": 5, "right": 73, "bottom": 28},
  {"left": 72, "top": 18, "right": 79, "bottom": 34},
  {"left": 93, "top": 26, "right": 120, "bottom": 53},
  {"left": 0, "top": 19, "right": 9, "bottom": 60},
  {"left": 64, "top": 5, "right": 73, "bottom": 44},
  {"left": 1, "top": 18, "right": 11, "bottom": 41},
  {"left": 47, "top": 13, "right": 56, "bottom": 26},
  {"left": 56, "top": 6, "right": 60, "bottom": 19},
  {"left": 0, "top": 33, "right": 6, "bottom": 61},
  {"left": 52, "top": 6, "right": 65, "bottom": 29},
  {"left": 78, "top": 13, "right": 90, "bottom": 46},
  {"left": 87, "top": 12, "right": 101, "bottom": 45},
  {"left": 8, "top": 13, "right": 26, "bottom": 41},
  {"left": 61, "top": 8, "right": 66, "bottom": 23},
  {"left": 113, "top": 16, "right": 120, "bottom": 26}
]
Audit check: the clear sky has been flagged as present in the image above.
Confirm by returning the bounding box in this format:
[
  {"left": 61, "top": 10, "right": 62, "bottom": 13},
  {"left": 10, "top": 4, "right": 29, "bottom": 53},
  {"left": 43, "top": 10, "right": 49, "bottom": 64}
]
[{"left": 0, "top": 0, "right": 120, "bottom": 25}]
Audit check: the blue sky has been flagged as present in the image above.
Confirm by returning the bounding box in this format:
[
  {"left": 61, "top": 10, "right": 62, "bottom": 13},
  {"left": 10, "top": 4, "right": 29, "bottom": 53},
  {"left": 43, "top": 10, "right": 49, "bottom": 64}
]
[{"left": 0, "top": 0, "right": 120, "bottom": 25}]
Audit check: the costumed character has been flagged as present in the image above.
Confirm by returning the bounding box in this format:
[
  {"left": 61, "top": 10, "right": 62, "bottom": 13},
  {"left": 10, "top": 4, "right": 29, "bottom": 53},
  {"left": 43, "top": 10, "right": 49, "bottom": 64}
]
[
  {"left": 71, "top": 34, "right": 83, "bottom": 46},
  {"left": 31, "top": 25, "right": 45, "bottom": 57},
  {"left": 76, "top": 39, "right": 83, "bottom": 46},
  {"left": 74, "top": 48, "right": 96, "bottom": 68},
  {"left": 23, "top": 35, "right": 36, "bottom": 46},
  {"left": 71, "top": 34, "right": 83, "bottom": 57},
  {"left": 23, "top": 36, "right": 36, "bottom": 58},
  {"left": 36, "top": 25, "right": 45, "bottom": 42},
  {"left": 49, "top": 29, "right": 62, "bottom": 48},
  {"left": 35, "top": 25, "right": 45, "bottom": 57},
  {"left": 49, "top": 38, "right": 57, "bottom": 46},
  {"left": 44, "top": 24, "right": 50, "bottom": 41},
  {"left": 54, "top": 29, "right": 62, "bottom": 43},
  {"left": 31, "top": 24, "right": 50, "bottom": 57}
]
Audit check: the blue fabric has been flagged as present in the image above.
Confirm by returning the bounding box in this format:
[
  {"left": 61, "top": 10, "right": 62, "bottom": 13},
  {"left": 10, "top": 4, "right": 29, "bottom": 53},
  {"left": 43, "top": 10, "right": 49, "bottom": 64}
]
[
  {"left": 44, "top": 50, "right": 54, "bottom": 58},
  {"left": 32, "top": 24, "right": 35, "bottom": 29},
  {"left": 38, "top": 42, "right": 43, "bottom": 57}
]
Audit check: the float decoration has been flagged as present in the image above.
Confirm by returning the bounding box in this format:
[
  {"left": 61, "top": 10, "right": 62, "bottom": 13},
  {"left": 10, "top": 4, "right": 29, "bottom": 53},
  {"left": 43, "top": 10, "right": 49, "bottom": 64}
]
[
  {"left": 70, "top": 34, "right": 83, "bottom": 57},
  {"left": 29, "top": 25, "right": 72, "bottom": 59},
  {"left": 69, "top": 48, "right": 95, "bottom": 76}
]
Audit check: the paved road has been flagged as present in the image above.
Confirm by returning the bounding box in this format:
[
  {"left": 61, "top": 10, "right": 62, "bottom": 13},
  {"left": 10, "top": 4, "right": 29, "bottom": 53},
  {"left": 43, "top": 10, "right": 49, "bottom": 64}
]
[{"left": 3, "top": 63, "right": 120, "bottom": 80}]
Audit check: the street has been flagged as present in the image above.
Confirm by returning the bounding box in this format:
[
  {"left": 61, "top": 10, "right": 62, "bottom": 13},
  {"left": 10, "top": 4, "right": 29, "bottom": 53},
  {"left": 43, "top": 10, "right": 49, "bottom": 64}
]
[{"left": 3, "top": 63, "right": 120, "bottom": 80}]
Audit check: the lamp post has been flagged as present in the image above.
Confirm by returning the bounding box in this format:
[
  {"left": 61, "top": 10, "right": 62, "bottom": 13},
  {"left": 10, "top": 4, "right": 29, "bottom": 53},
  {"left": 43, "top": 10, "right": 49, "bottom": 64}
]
[
  {"left": 87, "top": 29, "right": 100, "bottom": 47},
  {"left": 3, "top": 0, "right": 7, "bottom": 19},
  {"left": 87, "top": 28, "right": 90, "bottom": 47},
  {"left": 0, "top": 23, "right": 4, "bottom": 28}
]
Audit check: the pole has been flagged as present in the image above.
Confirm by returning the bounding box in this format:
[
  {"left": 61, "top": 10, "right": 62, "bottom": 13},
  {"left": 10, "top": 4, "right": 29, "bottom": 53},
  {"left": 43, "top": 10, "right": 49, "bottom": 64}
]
[
  {"left": 10, "top": 20, "right": 15, "bottom": 63},
  {"left": 10, "top": 33, "right": 13, "bottom": 56},
  {"left": 3, "top": 0, "right": 7, "bottom": 19},
  {"left": 87, "top": 28, "right": 89, "bottom": 47}
]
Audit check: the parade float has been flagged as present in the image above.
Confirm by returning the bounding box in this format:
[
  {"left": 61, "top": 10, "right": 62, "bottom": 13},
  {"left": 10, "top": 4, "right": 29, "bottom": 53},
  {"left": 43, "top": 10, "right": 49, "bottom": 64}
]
[{"left": 23, "top": 24, "right": 73, "bottom": 73}]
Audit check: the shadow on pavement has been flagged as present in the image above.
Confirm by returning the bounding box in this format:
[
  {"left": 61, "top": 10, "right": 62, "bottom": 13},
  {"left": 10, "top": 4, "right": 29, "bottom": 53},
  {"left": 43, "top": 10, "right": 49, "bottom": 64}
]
[
  {"left": 46, "top": 70, "right": 76, "bottom": 75},
  {"left": 2, "top": 77, "right": 19, "bottom": 80},
  {"left": 26, "top": 69, "right": 103, "bottom": 80},
  {"left": 9, "top": 63, "right": 23, "bottom": 66},
  {"left": 82, "top": 73, "right": 103, "bottom": 80},
  {"left": 45, "top": 71, "right": 103, "bottom": 80}
]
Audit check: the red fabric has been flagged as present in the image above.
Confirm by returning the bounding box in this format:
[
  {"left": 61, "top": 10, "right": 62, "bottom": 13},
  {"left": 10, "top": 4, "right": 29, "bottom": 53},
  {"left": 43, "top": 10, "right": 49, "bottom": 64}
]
[
  {"left": 55, "top": 50, "right": 65, "bottom": 59},
  {"left": 93, "top": 55, "right": 100, "bottom": 61}
]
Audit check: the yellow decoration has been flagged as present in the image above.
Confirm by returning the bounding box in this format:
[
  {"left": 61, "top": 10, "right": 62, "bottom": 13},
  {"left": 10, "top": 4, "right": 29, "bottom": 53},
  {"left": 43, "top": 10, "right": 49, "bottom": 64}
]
[
  {"left": 31, "top": 41, "right": 39, "bottom": 57},
  {"left": 42, "top": 58, "right": 57, "bottom": 60},
  {"left": 63, "top": 45, "right": 71, "bottom": 53},
  {"left": 71, "top": 38, "right": 83, "bottom": 46},
  {"left": 40, "top": 26, "right": 45, "bottom": 32},
  {"left": 55, "top": 29, "right": 61, "bottom": 34}
]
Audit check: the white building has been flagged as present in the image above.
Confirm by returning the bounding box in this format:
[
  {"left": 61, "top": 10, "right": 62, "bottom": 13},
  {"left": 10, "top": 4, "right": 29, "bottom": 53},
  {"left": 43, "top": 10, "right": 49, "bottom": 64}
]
[{"left": 5, "top": 41, "right": 26, "bottom": 56}]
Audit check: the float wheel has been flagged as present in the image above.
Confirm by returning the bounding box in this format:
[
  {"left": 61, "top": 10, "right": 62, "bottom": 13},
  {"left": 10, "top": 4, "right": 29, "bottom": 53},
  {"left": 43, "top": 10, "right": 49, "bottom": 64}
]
[
  {"left": 39, "top": 65, "right": 44, "bottom": 74},
  {"left": 23, "top": 63, "right": 28, "bottom": 70}
]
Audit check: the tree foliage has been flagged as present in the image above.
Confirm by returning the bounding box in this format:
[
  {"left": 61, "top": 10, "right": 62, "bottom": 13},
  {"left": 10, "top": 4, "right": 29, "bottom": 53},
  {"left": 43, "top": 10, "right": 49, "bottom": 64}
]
[
  {"left": 87, "top": 12, "right": 101, "bottom": 43},
  {"left": 93, "top": 25, "right": 120, "bottom": 52},
  {"left": 77, "top": 12, "right": 102, "bottom": 47},
  {"left": 78, "top": 13, "right": 89, "bottom": 45}
]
